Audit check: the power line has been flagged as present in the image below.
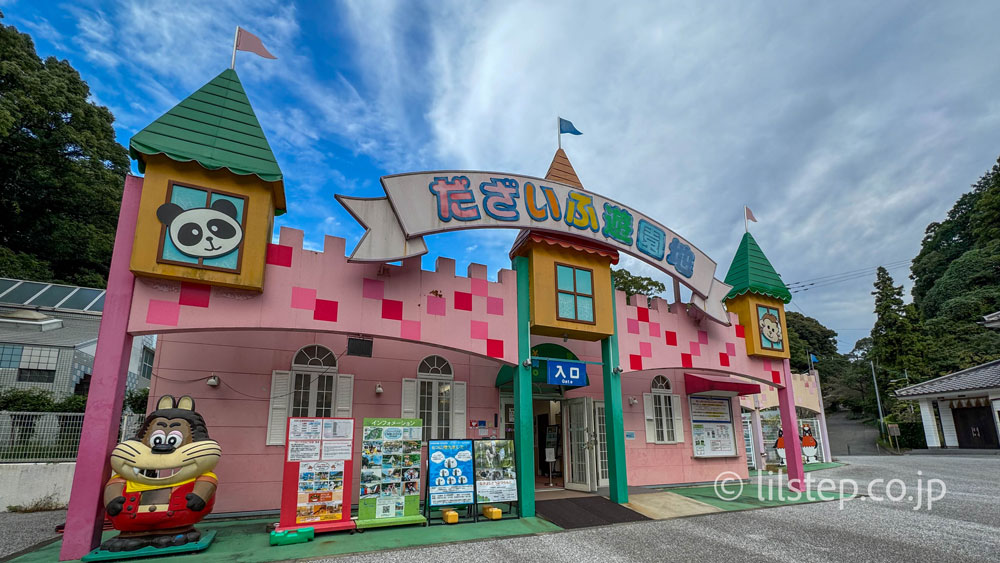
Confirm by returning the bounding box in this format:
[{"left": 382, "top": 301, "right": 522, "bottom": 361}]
[
  {"left": 790, "top": 263, "right": 910, "bottom": 294},
  {"left": 786, "top": 259, "right": 910, "bottom": 288}
]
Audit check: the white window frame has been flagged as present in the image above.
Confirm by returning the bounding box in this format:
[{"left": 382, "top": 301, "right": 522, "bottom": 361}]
[
  {"left": 644, "top": 375, "right": 684, "bottom": 444},
  {"left": 266, "top": 345, "right": 353, "bottom": 445},
  {"left": 402, "top": 355, "right": 466, "bottom": 440}
]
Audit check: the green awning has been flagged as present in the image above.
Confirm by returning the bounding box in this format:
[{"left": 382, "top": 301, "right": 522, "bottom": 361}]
[{"left": 495, "top": 343, "right": 588, "bottom": 388}]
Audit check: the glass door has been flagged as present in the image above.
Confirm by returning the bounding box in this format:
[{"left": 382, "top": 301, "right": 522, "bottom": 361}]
[
  {"left": 594, "top": 402, "right": 609, "bottom": 488},
  {"left": 564, "top": 397, "right": 593, "bottom": 491}
]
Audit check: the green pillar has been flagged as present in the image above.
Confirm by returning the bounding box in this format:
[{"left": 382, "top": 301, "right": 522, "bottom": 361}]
[
  {"left": 602, "top": 283, "right": 628, "bottom": 503},
  {"left": 512, "top": 256, "right": 535, "bottom": 517}
]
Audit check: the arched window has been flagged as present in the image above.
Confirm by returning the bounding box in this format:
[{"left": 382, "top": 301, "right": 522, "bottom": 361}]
[
  {"left": 417, "top": 355, "right": 453, "bottom": 439},
  {"left": 645, "top": 375, "right": 680, "bottom": 444},
  {"left": 290, "top": 345, "right": 337, "bottom": 417},
  {"left": 651, "top": 375, "right": 671, "bottom": 392},
  {"left": 294, "top": 345, "right": 337, "bottom": 369}
]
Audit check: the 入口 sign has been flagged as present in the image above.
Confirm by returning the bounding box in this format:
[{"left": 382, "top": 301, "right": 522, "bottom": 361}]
[
  {"left": 337, "top": 171, "right": 733, "bottom": 324},
  {"left": 546, "top": 359, "right": 587, "bottom": 387}
]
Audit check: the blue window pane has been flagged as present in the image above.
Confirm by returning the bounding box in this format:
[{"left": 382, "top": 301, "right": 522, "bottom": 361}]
[
  {"left": 0, "top": 344, "right": 23, "bottom": 369},
  {"left": 28, "top": 285, "right": 75, "bottom": 307},
  {"left": 557, "top": 292, "right": 576, "bottom": 319},
  {"left": 576, "top": 296, "right": 594, "bottom": 322},
  {"left": 61, "top": 289, "right": 102, "bottom": 310},
  {"left": 556, "top": 265, "right": 575, "bottom": 291},
  {"left": 1, "top": 282, "right": 47, "bottom": 304},
  {"left": 575, "top": 269, "right": 592, "bottom": 295}
]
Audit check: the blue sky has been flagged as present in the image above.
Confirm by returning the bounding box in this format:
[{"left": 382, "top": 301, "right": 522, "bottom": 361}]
[{"left": 6, "top": 1, "right": 1000, "bottom": 352}]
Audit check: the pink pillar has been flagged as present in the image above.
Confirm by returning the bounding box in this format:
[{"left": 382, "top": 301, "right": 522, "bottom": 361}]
[
  {"left": 776, "top": 358, "right": 805, "bottom": 491},
  {"left": 60, "top": 175, "right": 142, "bottom": 561}
]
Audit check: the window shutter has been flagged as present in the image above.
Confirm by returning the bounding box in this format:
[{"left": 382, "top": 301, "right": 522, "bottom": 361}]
[
  {"left": 335, "top": 374, "right": 354, "bottom": 418},
  {"left": 266, "top": 370, "right": 291, "bottom": 445},
  {"left": 643, "top": 393, "right": 656, "bottom": 444},
  {"left": 401, "top": 378, "right": 418, "bottom": 419},
  {"left": 451, "top": 381, "right": 467, "bottom": 439},
  {"left": 671, "top": 395, "right": 685, "bottom": 443}
]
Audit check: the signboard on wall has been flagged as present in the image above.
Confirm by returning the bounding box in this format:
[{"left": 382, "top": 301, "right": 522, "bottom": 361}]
[
  {"left": 474, "top": 439, "right": 518, "bottom": 503},
  {"left": 689, "top": 397, "right": 737, "bottom": 458},
  {"left": 546, "top": 359, "right": 587, "bottom": 387},
  {"left": 277, "top": 417, "right": 356, "bottom": 533},
  {"left": 357, "top": 418, "right": 427, "bottom": 528},
  {"left": 337, "top": 171, "right": 733, "bottom": 324},
  {"left": 427, "top": 440, "right": 475, "bottom": 507}
]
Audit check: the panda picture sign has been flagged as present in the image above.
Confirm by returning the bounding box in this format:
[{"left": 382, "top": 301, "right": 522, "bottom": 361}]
[{"left": 155, "top": 182, "right": 248, "bottom": 273}]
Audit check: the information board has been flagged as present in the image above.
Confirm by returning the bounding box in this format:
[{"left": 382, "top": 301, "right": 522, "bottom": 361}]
[
  {"left": 474, "top": 439, "right": 518, "bottom": 503},
  {"left": 689, "top": 397, "right": 737, "bottom": 457},
  {"left": 427, "top": 440, "right": 475, "bottom": 507},
  {"left": 277, "top": 417, "right": 356, "bottom": 533},
  {"left": 357, "top": 418, "right": 427, "bottom": 528}
]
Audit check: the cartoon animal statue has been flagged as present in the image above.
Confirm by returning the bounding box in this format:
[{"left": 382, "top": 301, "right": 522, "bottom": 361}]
[
  {"left": 101, "top": 395, "right": 221, "bottom": 552},
  {"left": 801, "top": 424, "right": 819, "bottom": 463},
  {"left": 774, "top": 428, "right": 786, "bottom": 466}
]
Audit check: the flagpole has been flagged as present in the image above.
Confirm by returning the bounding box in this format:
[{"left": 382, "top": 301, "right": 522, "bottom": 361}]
[
  {"left": 557, "top": 117, "right": 561, "bottom": 150},
  {"left": 231, "top": 26, "right": 240, "bottom": 69},
  {"left": 744, "top": 205, "right": 748, "bottom": 233}
]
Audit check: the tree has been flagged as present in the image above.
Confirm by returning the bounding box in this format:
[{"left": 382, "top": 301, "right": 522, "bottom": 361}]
[
  {"left": 785, "top": 311, "right": 839, "bottom": 372},
  {"left": 611, "top": 269, "right": 666, "bottom": 301},
  {"left": 0, "top": 16, "right": 128, "bottom": 287},
  {"left": 124, "top": 388, "right": 150, "bottom": 414}
]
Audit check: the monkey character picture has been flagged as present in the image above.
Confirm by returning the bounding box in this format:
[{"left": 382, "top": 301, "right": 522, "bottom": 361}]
[
  {"left": 102, "top": 395, "right": 221, "bottom": 552},
  {"left": 757, "top": 306, "right": 783, "bottom": 350}
]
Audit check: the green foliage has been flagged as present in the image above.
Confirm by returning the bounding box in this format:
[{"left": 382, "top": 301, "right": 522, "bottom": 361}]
[
  {"left": 53, "top": 394, "right": 87, "bottom": 413},
  {"left": 0, "top": 17, "right": 128, "bottom": 287},
  {"left": 124, "top": 388, "right": 150, "bottom": 414},
  {"left": 0, "top": 388, "right": 55, "bottom": 412},
  {"left": 611, "top": 268, "right": 666, "bottom": 301},
  {"left": 786, "top": 311, "right": 839, "bottom": 372}
]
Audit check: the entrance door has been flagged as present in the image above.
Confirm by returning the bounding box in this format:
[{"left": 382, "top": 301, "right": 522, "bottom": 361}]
[
  {"left": 499, "top": 396, "right": 515, "bottom": 440},
  {"left": 594, "top": 402, "right": 609, "bottom": 488},
  {"left": 953, "top": 406, "right": 1000, "bottom": 449},
  {"left": 564, "top": 397, "right": 594, "bottom": 491}
]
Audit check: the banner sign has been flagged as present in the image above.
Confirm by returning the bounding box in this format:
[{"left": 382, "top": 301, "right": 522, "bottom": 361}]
[
  {"left": 474, "top": 439, "right": 518, "bottom": 503},
  {"left": 689, "top": 397, "right": 737, "bottom": 458},
  {"left": 358, "top": 418, "right": 426, "bottom": 526},
  {"left": 277, "top": 417, "right": 355, "bottom": 533},
  {"left": 546, "top": 359, "right": 587, "bottom": 387},
  {"left": 427, "top": 440, "right": 475, "bottom": 507},
  {"left": 337, "top": 171, "right": 732, "bottom": 324}
]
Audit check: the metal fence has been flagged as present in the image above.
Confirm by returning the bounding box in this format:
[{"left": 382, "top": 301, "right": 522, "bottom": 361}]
[
  {"left": 761, "top": 416, "right": 824, "bottom": 464},
  {"left": 0, "top": 411, "right": 145, "bottom": 463}
]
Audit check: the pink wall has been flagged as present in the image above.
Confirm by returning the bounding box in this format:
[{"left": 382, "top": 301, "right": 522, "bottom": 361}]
[
  {"left": 149, "top": 330, "right": 504, "bottom": 513},
  {"left": 130, "top": 226, "right": 520, "bottom": 365}
]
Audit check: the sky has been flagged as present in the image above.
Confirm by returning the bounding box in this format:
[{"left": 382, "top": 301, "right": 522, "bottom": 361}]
[{"left": 6, "top": 0, "right": 1000, "bottom": 353}]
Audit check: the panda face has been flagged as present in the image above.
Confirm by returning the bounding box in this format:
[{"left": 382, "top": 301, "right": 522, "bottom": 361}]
[{"left": 157, "top": 199, "right": 244, "bottom": 259}]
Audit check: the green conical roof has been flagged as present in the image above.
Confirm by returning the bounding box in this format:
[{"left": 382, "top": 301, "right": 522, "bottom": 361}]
[
  {"left": 723, "top": 232, "right": 792, "bottom": 303},
  {"left": 129, "top": 68, "right": 285, "bottom": 213}
]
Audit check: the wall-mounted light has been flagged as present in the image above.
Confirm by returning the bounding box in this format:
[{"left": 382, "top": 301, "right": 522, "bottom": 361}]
[
  {"left": 206, "top": 374, "right": 220, "bottom": 387},
  {"left": 562, "top": 333, "right": 568, "bottom": 343},
  {"left": 375, "top": 383, "right": 384, "bottom": 395},
  {"left": 613, "top": 366, "right": 623, "bottom": 375},
  {"left": 628, "top": 396, "right": 638, "bottom": 406},
  {"left": 521, "top": 359, "right": 532, "bottom": 368}
]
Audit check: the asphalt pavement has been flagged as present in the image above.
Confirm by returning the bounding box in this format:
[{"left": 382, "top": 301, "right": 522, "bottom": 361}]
[
  {"left": 0, "top": 510, "right": 64, "bottom": 560},
  {"left": 320, "top": 455, "right": 999, "bottom": 563}
]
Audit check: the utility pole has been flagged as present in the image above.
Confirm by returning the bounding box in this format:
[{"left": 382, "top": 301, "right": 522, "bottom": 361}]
[{"left": 871, "top": 360, "right": 887, "bottom": 439}]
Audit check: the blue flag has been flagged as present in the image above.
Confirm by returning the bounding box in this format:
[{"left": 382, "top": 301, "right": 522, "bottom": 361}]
[
  {"left": 559, "top": 118, "right": 582, "bottom": 135},
  {"left": 810, "top": 353, "right": 818, "bottom": 363}
]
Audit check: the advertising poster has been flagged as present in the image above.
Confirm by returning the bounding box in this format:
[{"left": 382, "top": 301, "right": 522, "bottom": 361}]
[
  {"left": 278, "top": 417, "right": 356, "bottom": 533},
  {"left": 427, "top": 440, "right": 474, "bottom": 507},
  {"left": 295, "top": 460, "right": 345, "bottom": 523},
  {"left": 357, "top": 418, "right": 426, "bottom": 527},
  {"left": 474, "top": 439, "right": 517, "bottom": 503},
  {"left": 689, "top": 397, "right": 737, "bottom": 457}
]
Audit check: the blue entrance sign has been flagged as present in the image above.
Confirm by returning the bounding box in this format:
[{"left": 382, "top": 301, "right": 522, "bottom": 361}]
[{"left": 546, "top": 359, "right": 587, "bottom": 387}]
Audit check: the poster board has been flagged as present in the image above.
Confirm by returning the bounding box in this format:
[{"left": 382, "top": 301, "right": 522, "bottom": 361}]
[
  {"left": 689, "top": 397, "right": 737, "bottom": 458},
  {"left": 474, "top": 439, "right": 518, "bottom": 503},
  {"left": 427, "top": 440, "right": 475, "bottom": 507},
  {"left": 277, "top": 417, "right": 356, "bottom": 533},
  {"left": 356, "top": 418, "right": 427, "bottom": 528}
]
